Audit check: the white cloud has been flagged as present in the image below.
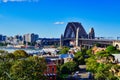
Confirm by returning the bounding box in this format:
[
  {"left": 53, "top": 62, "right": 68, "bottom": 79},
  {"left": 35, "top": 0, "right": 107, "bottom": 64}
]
[
  {"left": 54, "top": 22, "right": 64, "bottom": 25},
  {"left": 2, "top": 0, "right": 8, "bottom": 3},
  {"left": 2, "top": 0, "right": 39, "bottom": 3}
]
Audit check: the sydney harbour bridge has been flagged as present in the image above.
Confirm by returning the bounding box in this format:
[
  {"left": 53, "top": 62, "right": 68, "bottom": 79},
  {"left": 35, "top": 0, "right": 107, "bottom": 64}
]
[{"left": 60, "top": 22, "right": 120, "bottom": 49}]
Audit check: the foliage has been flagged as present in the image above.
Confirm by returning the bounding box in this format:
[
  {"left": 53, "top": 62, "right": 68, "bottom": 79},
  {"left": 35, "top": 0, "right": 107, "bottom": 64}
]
[
  {"left": 86, "top": 47, "right": 120, "bottom": 80},
  {"left": 96, "top": 51, "right": 110, "bottom": 57},
  {"left": 0, "top": 52, "right": 15, "bottom": 62},
  {"left": 59, "top": 46, "right": 69, "bottom": 54},
  {"left": 86, "top": 56, "right": 119, "bottom": 80},
  {"left": 106, "top": 45, "right": 116, "bottom": 52},
  {"left": 0, "top": 52, "right": 47, "bottom": 80},
  {"left": 95, "top": 63, "right": 118, "bottom": 80},
  {"left": 13, "top": 50, "right": 29, "bottom": 58},
  {"left": 106, "top": 45, "right": 120, "bottom": 53},
  {"left": 0, "top": 61, "right": 13, "bottom": 80},
  {"left": 94, "top": 43, "right": 101, "bottom": 47},
  {"left": 81, "top": 48, "right": 87, "bottom": 55},
  {"left": 5, "top": 53, "right": 15, "bottom": 59},
  {"left": 86, "top": 56, "right": 98, "bottom": 73},
  {"left": 73, "top": 51, "right": 85, "bottom": 65},
  {"left": 0, "top": 50, "right": 8, "bottom": 56},
  {"left": 57, "top": 74, "right": 69, "bottom": 80},
  {"left": 0, "top": 50, "right": 6, "bottom": 53},
  {"left": 60, "top": 61, "right": 78, "bottom": 74},
  {"left": 86, "top": 49, "right": 92, "bottom": 56},
  {"left": 10, "top": 57, "right": 47, "bottom": 80}
]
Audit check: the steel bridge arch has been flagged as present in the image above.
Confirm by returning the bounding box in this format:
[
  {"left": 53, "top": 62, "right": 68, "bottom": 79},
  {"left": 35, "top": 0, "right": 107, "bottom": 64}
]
[{"left": 64, "top": 22, "right": 88, "bottom": 39}]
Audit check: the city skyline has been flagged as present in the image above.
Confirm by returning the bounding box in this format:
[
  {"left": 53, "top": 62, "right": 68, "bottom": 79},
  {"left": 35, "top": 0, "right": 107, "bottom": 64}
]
[{"left": 0, "top": 0, "right": 120, "bottom": 38}]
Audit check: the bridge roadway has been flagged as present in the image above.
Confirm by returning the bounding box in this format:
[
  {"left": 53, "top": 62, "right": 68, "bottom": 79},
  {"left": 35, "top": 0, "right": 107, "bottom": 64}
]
[
  {"left": 63, "top": 38, "right": 114, "bottom": 47},
  {"left": 63, "top": 38, "right": 113, "bottom": 41}
]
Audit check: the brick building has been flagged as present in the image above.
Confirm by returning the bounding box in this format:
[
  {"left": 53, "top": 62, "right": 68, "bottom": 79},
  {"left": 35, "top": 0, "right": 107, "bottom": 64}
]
[{"left": 44, "top": 59, "right": 57, "bottom": 80}]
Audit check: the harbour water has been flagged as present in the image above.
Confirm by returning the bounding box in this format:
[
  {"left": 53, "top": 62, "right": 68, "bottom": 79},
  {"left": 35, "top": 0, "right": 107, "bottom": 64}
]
[
  {"left": 0, "top": 47, "right": 42, "bottom": 54},
  {"left": 0, "top": 47, "right": 59, "bottom": 55}
]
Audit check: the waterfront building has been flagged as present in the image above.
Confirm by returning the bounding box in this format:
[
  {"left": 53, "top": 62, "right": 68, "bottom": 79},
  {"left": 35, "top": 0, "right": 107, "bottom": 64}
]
[
  {"left": 0, "top": 34, "right": 6, "bottom": 41},
  {"left": 2, "top": 36, "right": 7, "bottom": 41},
  {"left": 12, "top": 35, "right": 23, "bottom": 45},
  {"left": 0, "top": 34, "right": 2, "bottom": 41},
  {"left": 23, "top": 33, "right": 31, "bottom": 43},
  {"left": 23, "top": 33, "right": 39, "bottom": 43},
  {"left": 34, "top": 34, "right": 39, "bottom": 41},
  {"left": 14, "top": 35, "right": 23, "bottom": 41}
]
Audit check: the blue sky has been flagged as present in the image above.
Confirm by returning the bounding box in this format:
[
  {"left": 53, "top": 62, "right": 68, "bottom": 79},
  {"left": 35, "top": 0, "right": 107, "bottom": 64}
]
[{"left": 0, "top": 0, "right": 120, "bottom": 38}]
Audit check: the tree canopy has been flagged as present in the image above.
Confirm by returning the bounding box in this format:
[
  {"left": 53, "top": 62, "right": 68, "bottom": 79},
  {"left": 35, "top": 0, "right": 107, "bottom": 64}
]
[
  {"left": 60, "top": 61, "right": 78, "bottom": 74},
  {"left": 13, "top": 50, "right": 29, "bottom": 58},
  {"left": 59, "top": 46, "right": 69, "bottom": 54},
  {"left": 86, "top": 47, "right": 120, "bottom": 80},
  {"left": 10, "top": 57, "right": 47, "bottom": 80},
  {"left": 73, "top": 51, "right": 85, "bottom": 65},
  {"left": 106, "top": 45, "right": 120, "bottom": 53},
  {"left": 0, "top": 51, "right": 47, "bottom": 80}
]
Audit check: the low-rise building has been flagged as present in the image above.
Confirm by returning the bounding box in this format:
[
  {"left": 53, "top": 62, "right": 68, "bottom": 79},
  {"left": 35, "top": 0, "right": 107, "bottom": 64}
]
[
  {"left": 59, "top": 53, "right": 74, "bottom": 63},
  {"left": 112, "top": 54, "right": 120, "bottom": 65},
  {"left": 44, "top": 58, "right": 57, "bottom": 80}
]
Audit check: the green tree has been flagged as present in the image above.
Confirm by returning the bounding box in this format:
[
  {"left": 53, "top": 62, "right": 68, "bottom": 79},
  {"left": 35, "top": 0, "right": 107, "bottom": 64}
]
[
  {"left": 0, "top": 61, "right": 12, "bottom": 80},
  {"left": 96, "top": 51, "right": 110, "bottom": 58},
  {"left": 0, "top": 52, "right": 47, "bottom": 80},
  {"left": 0, "top": 50, "right": 6, "bottom": 53},
  {"left": 10, "top": 57, "right": 47, "bottom": 80},
  {"left": 86, "top": 49, "right": 92, "bottom": 56},
  {"left": 74, "top": 51, "right": 85, "bottom": 65},
  {"left": 94, "top": 43, "right": 101, "bottom": 47},
  {"left": 81, "top": 48, "right": 87, "bottom": 55},
  {"left": 106, "top": 45, "right": 120, "bottom": 53},
  {"left": 59, "top": 46, "right": 69, "bottom": 54},
  {"left": 86, "top": 56, "right": 98, "bottom": 73},
  {"left": 86, "top": 48, "right": 120, "bottom": 80},
  {"left": 95, "top": 63, "right": 118, "bottom": 80},
  {"left": 0, "top": 50, "right": 8, "bottom": 56},
  {"left": 5, "top": 53, "right": 15, "bottom": 59},
  {"left": 0, "top": 52, "right": 15, "bottom": 62},
  {"left": 60, "top": 61, "right": 78, "bottom": 74},
  {"left": 13, "top": 50, "right": 28, "bottom": 58}
]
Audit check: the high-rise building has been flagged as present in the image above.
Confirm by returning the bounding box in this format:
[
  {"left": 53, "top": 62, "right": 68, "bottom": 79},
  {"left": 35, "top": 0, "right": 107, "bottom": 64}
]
[
  {"left": 23, "top": 33, "right": 39, "bottom": 43},
  {"left": 23, "top": 34, "right": 31, "bottom": 43},
  {"left": 0, "top": 34, "right": 3, "bottom": 41},
  {"left": 0, "top": 35, "right": 7, "bottom": 41},
  {"left": 14, "top": 35, "right": 23, "bottom": 41},
  {"left": 34, "top": 34, "right": 39, "bottom": 41},
  {"left": 12, "top": 35, "right": 23, "bottom": 44},
  {"left": 2, "top": 36, "right": 7, "bottom": 41},
  {"left": 88, "top": 27, "right": 95, "bottom": 39},
  {"left": 19, "top": 35, "right": 23, "bottom": 41}
]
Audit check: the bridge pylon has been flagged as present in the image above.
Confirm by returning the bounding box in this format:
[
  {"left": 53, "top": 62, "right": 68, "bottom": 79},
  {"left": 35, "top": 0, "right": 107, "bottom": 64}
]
[{"left": 76, "top": 27, "right": 79, "bottom": 47}]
